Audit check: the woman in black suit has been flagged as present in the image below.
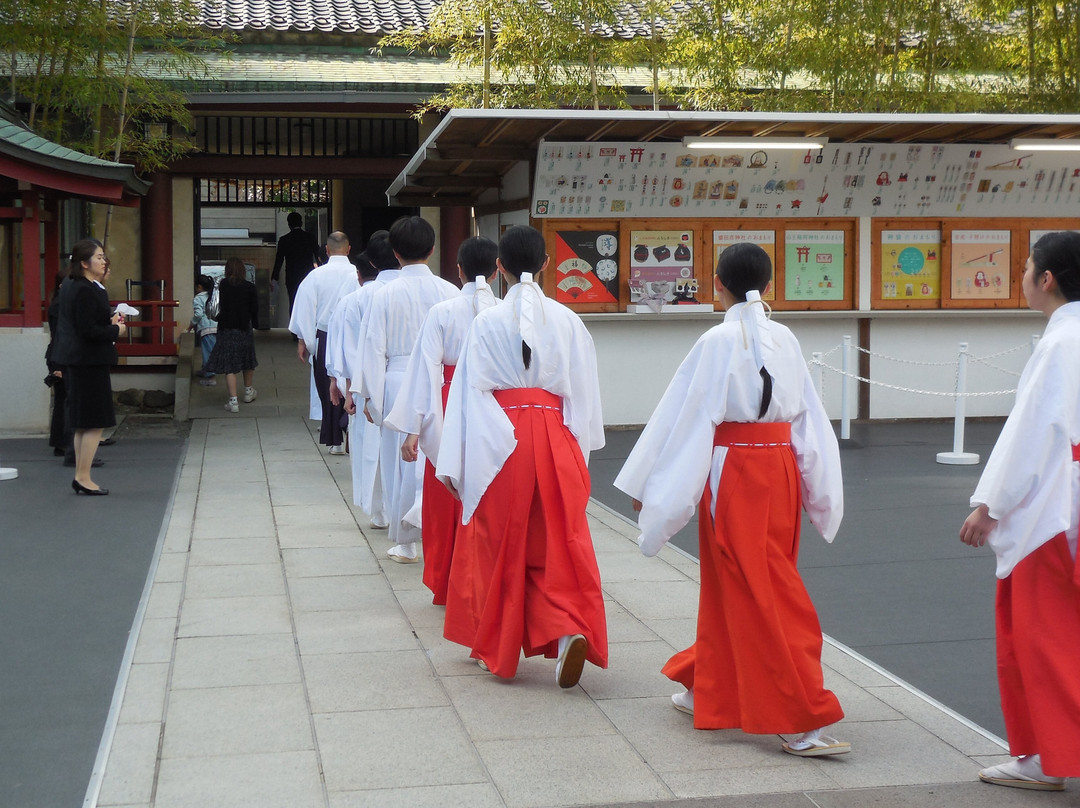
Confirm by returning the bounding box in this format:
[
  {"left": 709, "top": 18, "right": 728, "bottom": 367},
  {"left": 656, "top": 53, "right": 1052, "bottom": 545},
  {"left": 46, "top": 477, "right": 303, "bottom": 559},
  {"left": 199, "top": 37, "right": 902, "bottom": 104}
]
[
  {"left": 204, "top": 256, "right": 259, "bottom": 413},
  {"left": 46, "top": 268, "right": 70, "bottom": 457},
  {"left": 57, "top": 239, "right": 126, "bottom": 495}
]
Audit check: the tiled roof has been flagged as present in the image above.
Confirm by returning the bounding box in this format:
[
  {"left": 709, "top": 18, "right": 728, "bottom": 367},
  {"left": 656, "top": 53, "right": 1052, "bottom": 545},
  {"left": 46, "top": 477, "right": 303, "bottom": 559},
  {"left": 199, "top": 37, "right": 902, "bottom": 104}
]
[
  {"left": 0, "top": 119, "right": 151, "bottom": 196},
  {"left": 143, "top": 50, "right": 669, "bottom": 93},
  {"left": 2, "top": 120, "right": 126, "bottom": 169},
  {"left": 196, "top": 0, "right": 687, "bottom": 36},
  {"left": 199, "top": 0, "right": 438, "bottom": 33}
]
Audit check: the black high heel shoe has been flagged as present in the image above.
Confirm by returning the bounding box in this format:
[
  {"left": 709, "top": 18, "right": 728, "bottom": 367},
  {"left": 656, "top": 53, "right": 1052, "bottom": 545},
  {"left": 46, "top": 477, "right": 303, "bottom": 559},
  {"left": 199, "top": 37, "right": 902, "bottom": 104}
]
[{"left": 72, "top": 479, "right": 109, "bottom": 496}]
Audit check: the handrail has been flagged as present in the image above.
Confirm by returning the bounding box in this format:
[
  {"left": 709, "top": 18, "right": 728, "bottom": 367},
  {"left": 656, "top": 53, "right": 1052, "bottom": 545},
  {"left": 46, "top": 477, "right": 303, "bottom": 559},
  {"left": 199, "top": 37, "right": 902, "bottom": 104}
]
[{"left": 111, "top": 299, "right": 179, "bottom": 357}]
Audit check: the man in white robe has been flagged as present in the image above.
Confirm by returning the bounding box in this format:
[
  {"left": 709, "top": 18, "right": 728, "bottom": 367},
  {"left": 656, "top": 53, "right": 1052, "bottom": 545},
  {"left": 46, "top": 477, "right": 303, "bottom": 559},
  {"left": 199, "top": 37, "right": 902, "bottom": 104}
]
[
  {"left": 385, "top": 236, "right": 500, "bottom": 603},
  {"left": 356, "top": 216, "right": 459, "bottom": 561},
  {"left": 332, "top": 232, "right": 400, "bottom": 524},
  {"left": 288, "top": 231, "right": 358, "bottom": 453},
  {"left": 324, "top": 249, "right": 375, "bottom": 507}
]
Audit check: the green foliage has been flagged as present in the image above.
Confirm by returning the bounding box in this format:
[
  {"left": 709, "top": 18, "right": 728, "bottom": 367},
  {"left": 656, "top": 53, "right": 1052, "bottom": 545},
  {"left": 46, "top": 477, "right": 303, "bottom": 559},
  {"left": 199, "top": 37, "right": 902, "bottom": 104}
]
[
  {"left": 2, "top": 0, "right": 228, "bottom": 171},
  {"left": 379, "top": 0, "right": 1080, "bottom": 115},
  {"left": 379, "top": 0, "right": 636, "bottom": 112}
]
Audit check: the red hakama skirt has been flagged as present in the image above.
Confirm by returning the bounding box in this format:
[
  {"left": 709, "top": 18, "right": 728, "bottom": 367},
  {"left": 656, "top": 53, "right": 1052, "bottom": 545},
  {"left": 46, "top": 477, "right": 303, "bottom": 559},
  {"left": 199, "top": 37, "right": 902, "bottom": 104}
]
[
  {"left": 442, "top": 388, "right": 608, "bottom": 678},
  {"left": 995, "top": 443, "right": 1080, "bottom": 776},
  {"left": 422, "top": 364, "right": 461, "bottom": 605},
  {"left": 663, "top": 421, "right": 843, "bottom": 733}
]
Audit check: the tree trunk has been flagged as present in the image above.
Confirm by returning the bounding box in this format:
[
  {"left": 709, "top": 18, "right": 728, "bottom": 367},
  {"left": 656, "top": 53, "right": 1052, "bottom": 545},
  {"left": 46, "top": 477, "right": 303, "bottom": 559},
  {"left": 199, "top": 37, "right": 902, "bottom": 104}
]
[
  {"left": 104, "top": 0, "right": 139, "bottom": 247},
  {"left": 483, "top": 8, "right": 491, "bottom": 109}
]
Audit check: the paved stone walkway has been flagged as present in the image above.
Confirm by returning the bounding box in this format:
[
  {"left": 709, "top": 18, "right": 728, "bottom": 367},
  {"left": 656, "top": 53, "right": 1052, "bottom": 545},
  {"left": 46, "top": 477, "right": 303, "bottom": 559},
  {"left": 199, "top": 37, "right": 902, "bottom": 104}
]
[{"left": 85, "top": 331, "right": 1067, "bottom": 808}]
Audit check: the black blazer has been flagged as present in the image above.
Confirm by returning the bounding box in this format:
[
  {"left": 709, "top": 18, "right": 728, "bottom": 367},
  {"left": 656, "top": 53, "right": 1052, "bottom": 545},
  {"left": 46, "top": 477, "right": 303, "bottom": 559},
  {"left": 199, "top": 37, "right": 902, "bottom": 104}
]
[
  {"left": 47, "top": 277, "right": 73, "bottom": 369},
  {"left": 57, "top": 276, "right": 119, "bottom": 366},
  {"left": 272, "top": 228, "right": 324, "bottom": 285},
  {"left": 215, "top": 279, "right": 259, "bottom": 331}
]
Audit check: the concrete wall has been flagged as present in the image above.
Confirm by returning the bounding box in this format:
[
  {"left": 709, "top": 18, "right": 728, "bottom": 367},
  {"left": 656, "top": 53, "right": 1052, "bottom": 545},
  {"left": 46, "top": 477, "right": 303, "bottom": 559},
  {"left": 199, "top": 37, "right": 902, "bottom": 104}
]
[
  {"left": 0, "top": 328, "right": 51, "bottom": 435},
  {"left": 92, "top": 204, "right": 141, "bottom": 302},
  {"left": 584, "top": 309, "right": 1042, "bottom": 426}
]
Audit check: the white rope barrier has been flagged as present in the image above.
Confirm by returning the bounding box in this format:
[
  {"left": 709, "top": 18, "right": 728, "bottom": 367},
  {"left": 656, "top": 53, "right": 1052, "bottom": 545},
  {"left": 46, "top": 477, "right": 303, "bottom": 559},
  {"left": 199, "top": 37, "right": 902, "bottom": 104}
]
[
  {"left": 809, "top": 361, "right": 1017, "bottom": 397},
  {"left": 808, "top": 335, "right": 1038, "bottom": 465}
]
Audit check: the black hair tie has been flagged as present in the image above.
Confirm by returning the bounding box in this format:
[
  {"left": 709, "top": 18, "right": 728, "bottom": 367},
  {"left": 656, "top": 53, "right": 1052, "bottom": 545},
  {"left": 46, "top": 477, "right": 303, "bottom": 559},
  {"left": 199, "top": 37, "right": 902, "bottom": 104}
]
[{"left": 758, "top": 366, "right": 773, "bottom": 418}]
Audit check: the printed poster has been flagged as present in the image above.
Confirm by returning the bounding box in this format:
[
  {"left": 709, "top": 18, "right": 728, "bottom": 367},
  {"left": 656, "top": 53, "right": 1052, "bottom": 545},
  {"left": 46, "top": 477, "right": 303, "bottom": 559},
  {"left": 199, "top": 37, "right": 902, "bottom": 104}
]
[
  {"left": 881, "top": 230, "right": 941, "bottom": 300},
  {"left": 951, "top": 230, "right": 1010, "bottom": 300},
  {"left": 784, "top": 231, "right": 845, "bottom": 301},
  {"left": 534, "top": 140, "right": 1080, "bottom": 220},
  {"left": 552, "top": 230, "right": 619, "bottom": 304},
  {"left": 628, "top": 230, "right": 700, "bottom": 305},
  {"left": 712, "top": 231, "right": 776, "bottom": 303},
  {"left": 1029, "top": 229, "right": 1080, "bottom": 256}
]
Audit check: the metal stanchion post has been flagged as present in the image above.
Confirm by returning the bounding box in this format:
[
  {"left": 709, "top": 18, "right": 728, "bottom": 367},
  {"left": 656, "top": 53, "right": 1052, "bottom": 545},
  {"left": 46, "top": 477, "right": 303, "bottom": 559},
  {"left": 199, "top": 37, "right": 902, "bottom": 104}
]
[
  {"left": 812, "top": 352, "right": 824, "bottom": 407},
  {"left": 936, "top": 342, "right": 980, "bottom": 465},
  {"left": 840, "top": 335, "right": 852, "bottom": 440}
]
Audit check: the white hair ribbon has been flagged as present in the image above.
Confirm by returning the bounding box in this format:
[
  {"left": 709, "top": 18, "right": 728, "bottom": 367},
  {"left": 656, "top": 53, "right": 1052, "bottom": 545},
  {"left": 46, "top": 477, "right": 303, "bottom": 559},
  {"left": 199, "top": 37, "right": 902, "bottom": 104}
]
[
  {"left": 473, "top": 275, "right": 496, "bottom": 315},
  {"left": 739, "top": 289, "right": 772, "bottom": 369},
  {"left": 514, "top": 271, "right": 546, "bottom": 350}
]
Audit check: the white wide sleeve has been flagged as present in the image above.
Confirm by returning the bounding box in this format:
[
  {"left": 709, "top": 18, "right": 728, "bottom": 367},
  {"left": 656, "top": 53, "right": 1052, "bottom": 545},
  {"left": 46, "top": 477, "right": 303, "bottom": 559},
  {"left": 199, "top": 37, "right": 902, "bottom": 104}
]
[
  {"left": 355, "top": 299, "right": 388, "bottom": 425},
  {"left": 385, "top": 310, "right": 446, "bottom": 459},
  {"left": 614, "top": 337, "right": 722, "bottom": 556},
  {"left": 324, "top": 300, "right": 347, "bottom": 387},
  {"left": 339, "top": 298, "right": 365, "bottom": 384},
  {"left": 790, "top": 365, "right": 844, "bottom": 542},
  {"left": 973, "top": 343, "right": 1079, "bottom": 577},
  {"left": 435, "top": 325, "right": 517, "bottom": 525},
  {"left": 288, "top": 276, "right": 317, "bottom": 349},
  {"left": 562, "top": 318, "right": 606, "bottom": 462}
]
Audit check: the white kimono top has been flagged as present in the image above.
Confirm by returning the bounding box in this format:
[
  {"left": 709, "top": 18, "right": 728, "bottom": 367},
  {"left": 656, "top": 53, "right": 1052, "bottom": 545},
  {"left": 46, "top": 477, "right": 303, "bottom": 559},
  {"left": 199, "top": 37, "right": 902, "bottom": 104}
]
[
  {"left": 614, "top": 300, "right": 844, "bottom": 557},
  {"left": 324, "top": 287, "right": 359, "bottom": 392},
  {"left": 971, "top": 300, "right": 1080, "bottom": 578},
  {"left": 384, "top": 279, "right": 500, "bottom": 464},
  {"left": 323, "top": 268, "right": 402, "bottom": 395},
  {"left": 435, "top": 275, "right": 605, "bottom": 524},
  {"left": 355, "top": 263, "right": 460, "bottom": 424},
  {"left": 287, "top": 255, "right": 358, "bottom": 347}
]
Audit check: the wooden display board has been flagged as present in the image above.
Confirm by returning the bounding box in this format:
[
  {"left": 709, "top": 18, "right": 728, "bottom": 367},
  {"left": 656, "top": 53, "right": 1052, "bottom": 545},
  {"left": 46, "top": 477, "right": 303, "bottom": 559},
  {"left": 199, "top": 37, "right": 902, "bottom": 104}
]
[
  {"left": 872, "top": 217, "right": 1080, "bottom": 309},
  {"left": 871, "top": 219, "right": 943, "bottom": 310},
  {"left": 540, "top": 218, "right": 857, "bottom": 312},
  {"left": 544, "top": 221, "right": 623, "bottom": 312},
  {"left": 1019, "top": 218, "right": 1080, "bottom": 268}
]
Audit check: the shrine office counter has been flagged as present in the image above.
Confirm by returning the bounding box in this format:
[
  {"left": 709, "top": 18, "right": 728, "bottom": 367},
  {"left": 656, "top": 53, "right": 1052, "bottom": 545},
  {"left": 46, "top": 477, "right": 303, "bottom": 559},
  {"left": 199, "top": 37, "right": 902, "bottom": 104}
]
[{"left": 582, "top": 308, "right": 1043, "bottom": 425}]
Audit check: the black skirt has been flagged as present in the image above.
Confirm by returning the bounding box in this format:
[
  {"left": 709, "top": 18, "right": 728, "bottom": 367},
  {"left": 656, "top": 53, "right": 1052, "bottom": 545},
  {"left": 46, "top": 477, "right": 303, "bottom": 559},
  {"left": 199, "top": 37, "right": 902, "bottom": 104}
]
[
  {"left": 67, "top": 364, "right": 116, "bottom": 430},
  {"left": 204, "top": 328, "right": 258, "bottom": 375}
]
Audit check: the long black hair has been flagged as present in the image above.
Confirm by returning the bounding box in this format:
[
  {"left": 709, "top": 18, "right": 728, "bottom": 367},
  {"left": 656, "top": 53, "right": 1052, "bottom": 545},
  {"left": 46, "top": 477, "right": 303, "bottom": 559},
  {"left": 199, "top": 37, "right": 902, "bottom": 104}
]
[
  {"left": 717, "top": 242, "right": 774, "bottom": 418},
  {"left": 68, "top": 238, "right": 104, "bottom": 280},
  {"left": 1031, "top": 231, "right": 1080, "bottom": 302}
]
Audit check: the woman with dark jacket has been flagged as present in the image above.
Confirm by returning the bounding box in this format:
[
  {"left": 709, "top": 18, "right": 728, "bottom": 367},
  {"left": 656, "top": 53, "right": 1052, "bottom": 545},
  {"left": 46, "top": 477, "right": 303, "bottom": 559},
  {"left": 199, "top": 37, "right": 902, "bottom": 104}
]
[
  {"left": 56, "top": 238, "right": 126, "bottom": 495},
  {"left": 46, "top": 268, "right": 70, "bottom": 457},
  {"left": 203, "top": 257, "right": 259, "bottom": 412}
]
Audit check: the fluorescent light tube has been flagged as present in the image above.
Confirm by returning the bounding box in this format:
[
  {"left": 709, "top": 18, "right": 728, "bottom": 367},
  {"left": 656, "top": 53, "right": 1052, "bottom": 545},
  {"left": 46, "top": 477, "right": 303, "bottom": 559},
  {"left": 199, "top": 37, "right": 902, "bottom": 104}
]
[
  {"left": 682, "top": 136, "right": 828, "bottom": 150},
  {"left": 1010, "top": 138, "right": 1080, "bottom": 151}
]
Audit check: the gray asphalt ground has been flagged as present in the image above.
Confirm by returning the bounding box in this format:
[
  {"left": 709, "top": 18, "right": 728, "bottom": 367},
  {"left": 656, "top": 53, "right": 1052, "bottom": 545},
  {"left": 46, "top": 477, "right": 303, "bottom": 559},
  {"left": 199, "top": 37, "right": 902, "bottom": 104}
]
[{"left": 0, "top": 418, "right": 186, "bottom": 808}]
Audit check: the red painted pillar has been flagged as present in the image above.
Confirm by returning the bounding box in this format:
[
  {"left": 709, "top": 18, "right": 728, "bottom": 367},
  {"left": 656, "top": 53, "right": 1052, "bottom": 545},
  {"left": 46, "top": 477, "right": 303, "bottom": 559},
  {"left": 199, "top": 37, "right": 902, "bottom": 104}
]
[
  {"left": 139, "top": 173, "right": 173, "bottom": 343},
  {"left": 43, "top": 195, "right": 60, "bottom": 309},
  {"left": 20, "top": 190, "right": 42, "bottom": 327},
  {"left": 439, "top": 206, "right": 471, "bottom": 286},
  {"left": 140, "top": 173, "right": 172, "bottom": 297}
]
